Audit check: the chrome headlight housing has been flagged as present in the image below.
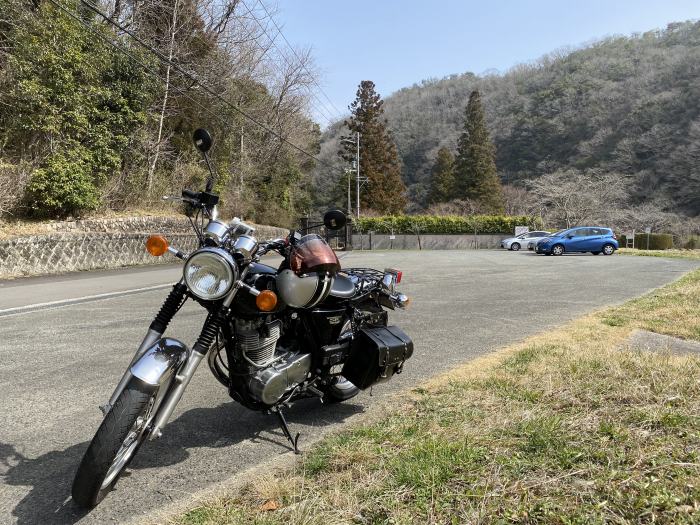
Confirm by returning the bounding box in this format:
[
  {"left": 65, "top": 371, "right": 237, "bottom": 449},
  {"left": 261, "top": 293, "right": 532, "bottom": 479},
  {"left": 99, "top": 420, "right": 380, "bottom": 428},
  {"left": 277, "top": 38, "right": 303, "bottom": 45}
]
[{"left": 183, "top": 248, "right": 238, "bottom": 300}]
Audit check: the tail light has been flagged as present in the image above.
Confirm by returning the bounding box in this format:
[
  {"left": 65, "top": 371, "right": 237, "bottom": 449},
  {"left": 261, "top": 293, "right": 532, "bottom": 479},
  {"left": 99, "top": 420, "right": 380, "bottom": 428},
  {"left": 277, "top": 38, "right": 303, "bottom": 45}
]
[
  {"left": 385, "top": 268, "right": 402, "bottom": 283},
  {"left": 612, "top": 233, "right": 617, "bottom": 239}
]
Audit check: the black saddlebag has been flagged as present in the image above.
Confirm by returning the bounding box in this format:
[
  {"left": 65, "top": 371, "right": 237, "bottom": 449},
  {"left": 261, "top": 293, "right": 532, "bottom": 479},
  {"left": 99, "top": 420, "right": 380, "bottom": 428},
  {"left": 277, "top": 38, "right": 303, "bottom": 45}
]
[{"left": 342, "top": 326, "right": 413, "bottom": 390}]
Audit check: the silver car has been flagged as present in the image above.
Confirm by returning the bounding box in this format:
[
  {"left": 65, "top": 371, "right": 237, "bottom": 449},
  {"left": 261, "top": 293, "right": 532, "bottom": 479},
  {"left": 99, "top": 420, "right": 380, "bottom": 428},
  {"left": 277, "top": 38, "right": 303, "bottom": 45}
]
[{"left": 500, "top": 231, "right": 551, "bottom": 251}]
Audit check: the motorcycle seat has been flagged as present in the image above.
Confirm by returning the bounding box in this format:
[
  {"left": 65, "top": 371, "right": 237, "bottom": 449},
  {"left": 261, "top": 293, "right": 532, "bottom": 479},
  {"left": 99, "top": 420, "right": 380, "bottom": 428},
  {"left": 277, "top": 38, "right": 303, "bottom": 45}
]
[{"left": 329, "top": 273, "right": 355, "bottom": 298}]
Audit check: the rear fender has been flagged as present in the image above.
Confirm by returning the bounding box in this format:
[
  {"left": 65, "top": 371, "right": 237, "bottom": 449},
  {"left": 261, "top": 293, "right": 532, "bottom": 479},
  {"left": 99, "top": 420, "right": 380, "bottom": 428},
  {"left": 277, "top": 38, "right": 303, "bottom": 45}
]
[{"left": 130, "top": 338, "right": 189, "bottom": 386}]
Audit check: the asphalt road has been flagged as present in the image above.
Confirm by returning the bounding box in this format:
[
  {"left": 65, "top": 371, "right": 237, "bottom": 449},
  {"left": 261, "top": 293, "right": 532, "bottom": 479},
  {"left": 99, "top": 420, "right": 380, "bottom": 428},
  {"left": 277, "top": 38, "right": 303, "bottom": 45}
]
[{"left": 0, "top": 251, "right": 698, "bottom": 524}]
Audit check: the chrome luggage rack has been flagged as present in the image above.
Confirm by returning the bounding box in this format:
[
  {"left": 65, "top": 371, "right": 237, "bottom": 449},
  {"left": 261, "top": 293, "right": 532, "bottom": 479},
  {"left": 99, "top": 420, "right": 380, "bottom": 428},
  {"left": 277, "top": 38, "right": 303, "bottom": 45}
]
[{"left": 342, "top": 268, "right": 385, "bottom": 293}]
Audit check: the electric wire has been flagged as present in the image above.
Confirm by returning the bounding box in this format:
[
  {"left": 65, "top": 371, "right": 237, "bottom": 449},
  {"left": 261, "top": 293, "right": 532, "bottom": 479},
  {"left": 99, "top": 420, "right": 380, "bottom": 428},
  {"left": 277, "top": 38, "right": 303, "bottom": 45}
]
[
  {"left": 240, "top": 1, "right": 338, "bottom": 125},
  {"left": 240, "top": 0, "right": 341, "bottom": 126},
  {"left": 252, "top": 0, "right": 344, "bottom": 118},
  {"left": 45, "top": 0, "right": 248, "bottom": 152},
  {"left": 70, "top": 0, "right": 334, "bottom": 168}
]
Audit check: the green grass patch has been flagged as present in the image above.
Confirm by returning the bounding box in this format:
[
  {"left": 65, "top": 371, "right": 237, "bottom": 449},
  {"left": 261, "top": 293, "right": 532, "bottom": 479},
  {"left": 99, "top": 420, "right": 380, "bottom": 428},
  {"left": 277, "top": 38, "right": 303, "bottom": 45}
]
[
  {"left": 171, "top": 269, "right": 700, "bottom": 525},
  {"left": 618, "top": 248, "right": 700, "bottom": 260}
]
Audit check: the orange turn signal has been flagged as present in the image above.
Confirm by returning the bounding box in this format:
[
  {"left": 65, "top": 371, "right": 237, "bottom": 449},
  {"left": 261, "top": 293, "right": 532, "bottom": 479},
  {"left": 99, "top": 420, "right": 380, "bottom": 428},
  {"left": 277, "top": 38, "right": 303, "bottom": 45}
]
[
  {"left": 256, "top": 290, "right": 278, "bottom": 312},
  {"left": 146, "top": 235, "right": 169, "bottom": 256}
]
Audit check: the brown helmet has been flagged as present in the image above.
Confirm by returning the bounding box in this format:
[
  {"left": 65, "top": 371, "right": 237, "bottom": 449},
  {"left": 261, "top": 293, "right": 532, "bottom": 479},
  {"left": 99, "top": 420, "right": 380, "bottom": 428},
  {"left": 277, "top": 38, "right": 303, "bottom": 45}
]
[{"left": 289, "top": 234, "right": 340, "bottom": 275}]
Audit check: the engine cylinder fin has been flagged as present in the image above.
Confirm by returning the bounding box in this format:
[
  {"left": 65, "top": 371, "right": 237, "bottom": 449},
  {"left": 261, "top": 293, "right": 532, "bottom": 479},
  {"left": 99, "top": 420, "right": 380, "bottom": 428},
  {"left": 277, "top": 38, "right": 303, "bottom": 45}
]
[{"left": 237, "top": 320, "right": 281, "bottom": 367}]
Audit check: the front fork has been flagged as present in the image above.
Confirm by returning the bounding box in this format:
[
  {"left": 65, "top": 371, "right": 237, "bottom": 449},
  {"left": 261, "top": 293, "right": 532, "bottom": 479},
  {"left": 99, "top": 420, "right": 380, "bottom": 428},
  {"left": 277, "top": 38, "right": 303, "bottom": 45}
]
[
  {"left": 104, "top": 268, "right": 249, "bottom": 437},
  {"left": 102, "top": 281, "right": 188, "bottom": 414}
]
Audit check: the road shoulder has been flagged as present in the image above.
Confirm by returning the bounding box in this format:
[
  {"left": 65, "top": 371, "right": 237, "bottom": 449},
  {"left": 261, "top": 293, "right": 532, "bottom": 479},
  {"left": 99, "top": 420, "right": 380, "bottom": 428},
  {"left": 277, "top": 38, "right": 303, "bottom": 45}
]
[{"left": 168, "top": 267, "right": 700, "bottom": 524}]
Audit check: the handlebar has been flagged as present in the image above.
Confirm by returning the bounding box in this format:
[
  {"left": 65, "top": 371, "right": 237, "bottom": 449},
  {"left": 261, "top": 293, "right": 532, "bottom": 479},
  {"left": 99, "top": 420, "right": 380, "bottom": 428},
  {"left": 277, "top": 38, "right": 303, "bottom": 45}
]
[{"left": 182, "top": 189, "right": 199, "bottom": 200}]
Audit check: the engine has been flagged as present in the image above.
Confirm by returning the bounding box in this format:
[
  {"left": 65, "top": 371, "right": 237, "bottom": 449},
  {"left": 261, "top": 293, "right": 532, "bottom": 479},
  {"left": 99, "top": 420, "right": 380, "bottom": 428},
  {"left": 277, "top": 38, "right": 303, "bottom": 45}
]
[
  {"left": 236, "top": 319, "right": 281, "bottom": 367},
  {"left": 231, "top": 318, "right": 312, "bottom": 406}
]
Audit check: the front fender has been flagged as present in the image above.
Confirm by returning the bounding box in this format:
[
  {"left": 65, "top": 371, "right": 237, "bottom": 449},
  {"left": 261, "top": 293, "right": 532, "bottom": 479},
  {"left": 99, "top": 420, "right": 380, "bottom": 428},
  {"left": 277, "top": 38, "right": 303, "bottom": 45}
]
[{"left": 130, "top": 338, "right": 189, "bottom": 386}]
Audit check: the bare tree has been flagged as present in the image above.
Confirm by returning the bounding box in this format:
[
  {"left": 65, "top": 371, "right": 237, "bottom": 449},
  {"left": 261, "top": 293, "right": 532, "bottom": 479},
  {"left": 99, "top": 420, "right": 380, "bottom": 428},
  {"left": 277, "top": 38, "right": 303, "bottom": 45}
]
[
  {"left": 529, "top": 170, "right": 628, "bottom": 228},
  {"left": 501, "top": 184, "right": 536, "bottom": 216}
]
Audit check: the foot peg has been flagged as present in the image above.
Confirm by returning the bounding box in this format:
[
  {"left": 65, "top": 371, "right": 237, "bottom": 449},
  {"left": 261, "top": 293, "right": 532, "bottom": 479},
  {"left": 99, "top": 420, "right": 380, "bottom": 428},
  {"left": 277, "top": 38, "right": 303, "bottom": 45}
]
[{"left": 274, "top": 408, "right": 301, "bottom": 454}]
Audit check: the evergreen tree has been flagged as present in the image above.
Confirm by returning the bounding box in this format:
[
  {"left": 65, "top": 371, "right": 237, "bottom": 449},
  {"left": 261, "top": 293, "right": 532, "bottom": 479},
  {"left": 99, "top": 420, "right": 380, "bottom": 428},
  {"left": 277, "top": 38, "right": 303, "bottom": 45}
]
[
  {"left": 454, "top": 90, "right": 505, "bottom": 213},
  {"left": 428, "top": 147, "right": 455, "bottom": 204},
  {"left": 340, "top": 80, "right": 407, "bottom": 215}
]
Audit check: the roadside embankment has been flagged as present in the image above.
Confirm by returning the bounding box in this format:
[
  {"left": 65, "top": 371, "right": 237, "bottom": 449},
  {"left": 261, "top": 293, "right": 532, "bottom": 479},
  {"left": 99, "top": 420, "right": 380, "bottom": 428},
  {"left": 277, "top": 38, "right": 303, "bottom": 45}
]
[
  {"left": 171, "top": 264, "right": 700, "bottom": 524},
  {"left": 0, "top": 216, "right": 287, "bottom": 279},
  {"left": 618, "top": 248, "right": 700, "bottom": 260}
]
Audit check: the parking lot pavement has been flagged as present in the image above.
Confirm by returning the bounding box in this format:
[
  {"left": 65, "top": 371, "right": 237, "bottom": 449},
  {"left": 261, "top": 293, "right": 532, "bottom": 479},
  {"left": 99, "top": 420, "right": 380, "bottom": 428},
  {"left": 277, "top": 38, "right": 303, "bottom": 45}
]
[{"left": 1, "top": 251, "right": 698, "bottom": 524}]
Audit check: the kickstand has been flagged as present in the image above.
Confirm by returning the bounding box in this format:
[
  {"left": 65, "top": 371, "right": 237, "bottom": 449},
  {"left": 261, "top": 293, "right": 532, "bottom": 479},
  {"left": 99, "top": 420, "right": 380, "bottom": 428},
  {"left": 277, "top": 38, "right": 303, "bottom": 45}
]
[{"left": 275, "top": 408, "right": 301, "bottom": 455}]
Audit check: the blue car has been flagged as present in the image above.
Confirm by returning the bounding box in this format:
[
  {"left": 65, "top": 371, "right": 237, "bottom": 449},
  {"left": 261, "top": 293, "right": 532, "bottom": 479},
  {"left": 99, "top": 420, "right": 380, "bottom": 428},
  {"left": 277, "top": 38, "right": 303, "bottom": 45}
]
[{"left": 535, "top": 227, "right": 619, "bottom": 256}]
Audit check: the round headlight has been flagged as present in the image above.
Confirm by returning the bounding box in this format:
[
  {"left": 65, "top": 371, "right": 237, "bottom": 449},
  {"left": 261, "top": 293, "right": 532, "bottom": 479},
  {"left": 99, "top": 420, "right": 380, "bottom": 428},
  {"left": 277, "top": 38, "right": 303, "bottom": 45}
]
[{"left": 183, "top": 248, "right": 238, "bottom": 300}]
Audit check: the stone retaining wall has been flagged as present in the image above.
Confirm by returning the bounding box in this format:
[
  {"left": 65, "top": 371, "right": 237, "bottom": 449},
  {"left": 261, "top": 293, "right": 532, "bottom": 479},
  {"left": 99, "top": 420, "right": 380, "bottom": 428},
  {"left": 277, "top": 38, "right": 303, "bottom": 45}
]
[
  {"left": 351, "top": 233, "right": 507, "bottom": 250},
  {"left": 0, "top": 216, "right": 288, "bottom": 278}
]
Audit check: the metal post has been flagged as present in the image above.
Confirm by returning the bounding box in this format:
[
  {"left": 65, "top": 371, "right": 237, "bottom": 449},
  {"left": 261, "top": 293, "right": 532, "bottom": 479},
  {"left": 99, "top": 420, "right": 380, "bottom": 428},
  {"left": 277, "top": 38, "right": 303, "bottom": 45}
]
[
  {"left": 346, "top": 168, "right": 352, "bottom": 217},
  {"left": 356, "top": 132, "right": 360, "bottom": 218}
]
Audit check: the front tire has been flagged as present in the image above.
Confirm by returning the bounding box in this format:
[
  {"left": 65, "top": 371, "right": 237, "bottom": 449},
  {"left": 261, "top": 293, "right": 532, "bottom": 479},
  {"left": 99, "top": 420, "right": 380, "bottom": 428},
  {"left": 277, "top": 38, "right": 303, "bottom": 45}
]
[
  {"left": 552, "top": 244, "right": 565, "bottom": 256},
  {"left": 72, "top": 378, "right": 157, "bottom": 508},
  {"left": 510, "top": 242, "right": 521, "bottom": 251}
]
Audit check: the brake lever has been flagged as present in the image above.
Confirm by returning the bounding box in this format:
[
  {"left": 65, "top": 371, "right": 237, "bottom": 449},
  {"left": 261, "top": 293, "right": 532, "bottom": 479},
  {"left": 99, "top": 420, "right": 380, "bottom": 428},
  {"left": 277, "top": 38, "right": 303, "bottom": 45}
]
[{"left": 162, "top": 195, "right": 199, "bottom": 206}]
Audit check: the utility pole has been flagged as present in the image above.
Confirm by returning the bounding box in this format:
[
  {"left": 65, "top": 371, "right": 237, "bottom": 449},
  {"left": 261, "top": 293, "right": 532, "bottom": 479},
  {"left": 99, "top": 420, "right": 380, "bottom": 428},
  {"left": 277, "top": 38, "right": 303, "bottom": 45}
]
[
  {"left": 342, "top": 132, "right": 364, "bottom": 218},
  {"left": 355, "top": 132, "right": 360, "bottom": 218},
  {"left": 344, "top": 167, "right": 353, "bottom": 217}
]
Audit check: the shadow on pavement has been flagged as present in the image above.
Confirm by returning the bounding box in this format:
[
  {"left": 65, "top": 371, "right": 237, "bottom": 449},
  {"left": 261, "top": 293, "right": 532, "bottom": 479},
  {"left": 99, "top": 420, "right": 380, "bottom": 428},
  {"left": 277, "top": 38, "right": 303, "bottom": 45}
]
[{"left": 2, "top": 398, "right": 362, "bottom": 524}]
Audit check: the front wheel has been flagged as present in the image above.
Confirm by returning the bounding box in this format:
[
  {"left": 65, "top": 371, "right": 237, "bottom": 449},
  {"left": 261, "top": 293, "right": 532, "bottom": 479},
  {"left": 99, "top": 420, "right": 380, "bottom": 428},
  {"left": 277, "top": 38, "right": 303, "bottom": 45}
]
[
  {"left": 552, "top": 244, "right": 565, "bottom": 256},
  {"left": 72, "top": 377, "right": 158, "bottom": 508},
  {"left": 510, "top": 242, "right": 521, "bottom": 251}
]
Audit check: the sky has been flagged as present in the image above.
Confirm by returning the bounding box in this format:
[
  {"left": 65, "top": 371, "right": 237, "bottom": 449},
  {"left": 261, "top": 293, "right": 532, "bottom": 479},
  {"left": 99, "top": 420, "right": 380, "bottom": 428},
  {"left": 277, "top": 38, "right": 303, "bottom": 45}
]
[{"left": 273, "top": 0, "right": 700, "bottom": 127}]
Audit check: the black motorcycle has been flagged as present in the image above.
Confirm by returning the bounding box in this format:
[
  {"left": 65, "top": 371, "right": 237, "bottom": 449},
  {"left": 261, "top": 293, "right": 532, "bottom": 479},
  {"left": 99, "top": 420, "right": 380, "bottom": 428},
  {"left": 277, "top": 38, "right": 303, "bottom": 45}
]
[{"left": 72, "top": 129, "right": 413, "bottom": 508}]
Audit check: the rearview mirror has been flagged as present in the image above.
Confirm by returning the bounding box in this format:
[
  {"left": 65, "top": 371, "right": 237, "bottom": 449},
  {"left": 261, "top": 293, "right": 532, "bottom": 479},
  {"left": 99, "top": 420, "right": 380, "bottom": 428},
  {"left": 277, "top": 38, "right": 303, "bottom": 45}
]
[
  {"left": 193, "top": 128, "right": 213, "bottom": 153},
  {"left": 323, "top": 209, "right": 346, "bottom": 230}
]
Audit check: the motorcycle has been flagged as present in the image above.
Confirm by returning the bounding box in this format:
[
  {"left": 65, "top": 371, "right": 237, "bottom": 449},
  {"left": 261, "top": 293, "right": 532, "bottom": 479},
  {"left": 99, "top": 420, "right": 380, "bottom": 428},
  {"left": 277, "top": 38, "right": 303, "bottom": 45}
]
[{"left": 72, "top": 129, "right": 413, "bottom": 508}]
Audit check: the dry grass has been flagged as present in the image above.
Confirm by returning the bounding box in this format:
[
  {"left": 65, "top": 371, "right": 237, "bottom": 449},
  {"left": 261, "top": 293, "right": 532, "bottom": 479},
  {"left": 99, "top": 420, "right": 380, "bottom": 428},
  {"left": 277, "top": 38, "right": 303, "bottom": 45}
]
[
  {"left": 618, "top": 248, "right": 700, "bottom": 260},
  {"left": 171, "top": 269, "right": 700, "bottom": 525}
]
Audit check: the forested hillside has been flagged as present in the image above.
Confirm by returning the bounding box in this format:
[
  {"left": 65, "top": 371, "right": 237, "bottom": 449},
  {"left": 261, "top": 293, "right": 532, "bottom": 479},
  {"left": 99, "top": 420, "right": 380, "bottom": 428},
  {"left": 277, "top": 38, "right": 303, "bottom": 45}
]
[
  {"left": 316, "top": 21, "right": 700, "bottom": 217},
  {"left": 0, "top": 0, "right": 319, "bottom": 226}
]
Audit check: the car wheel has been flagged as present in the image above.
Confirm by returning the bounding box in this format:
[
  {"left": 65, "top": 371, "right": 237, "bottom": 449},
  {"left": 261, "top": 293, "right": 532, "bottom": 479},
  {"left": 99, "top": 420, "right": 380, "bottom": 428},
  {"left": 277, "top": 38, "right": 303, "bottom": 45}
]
[
  {"left": 511, "top": 242, "right": 521, "bottom": 251},
  {"left": 591, "top": 251, "right": 600, "bottom": 255},
  {"left": 602, "top": 244, "right": 615, "bottom": 255},
  {"left": 552, "top": 244, "right": 564, "bottom": 256}
]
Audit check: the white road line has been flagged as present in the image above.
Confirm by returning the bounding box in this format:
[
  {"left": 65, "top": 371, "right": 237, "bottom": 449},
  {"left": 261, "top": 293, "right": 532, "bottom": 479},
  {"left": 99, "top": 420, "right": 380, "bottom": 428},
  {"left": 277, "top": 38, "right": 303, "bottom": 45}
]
[
  {"left": 0, "top": 252, "right": 353, "bottom": 317},
  {"left": 0, "top": 283, "right": 173, "bottom": 317}
]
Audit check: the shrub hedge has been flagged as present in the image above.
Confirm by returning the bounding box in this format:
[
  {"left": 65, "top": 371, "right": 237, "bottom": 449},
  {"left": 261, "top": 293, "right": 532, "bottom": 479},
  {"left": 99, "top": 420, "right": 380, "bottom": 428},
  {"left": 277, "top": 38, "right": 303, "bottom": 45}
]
[
  {"left": 354, "top": 215, "right": 543, "bottom": 235},
  {"left": 619, "top": 233, "right": 674, "bottom": 250}
]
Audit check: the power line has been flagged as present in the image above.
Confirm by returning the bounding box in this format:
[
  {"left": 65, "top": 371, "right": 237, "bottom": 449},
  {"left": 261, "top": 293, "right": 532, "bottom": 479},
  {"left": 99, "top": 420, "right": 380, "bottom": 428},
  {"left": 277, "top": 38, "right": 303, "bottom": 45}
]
[
  {"left": 71, "top": 0, "right": 332, "bottom": 168},
  {"left": 240, "top": 0, "right": 342, "bottom": 125},
  {"left": 45, "top": 0, "right": 246, "bottom": 146},
  {"left": 239, "top": 0, "right": 336, "bottom": 126},
  {"left": 252, "top": 0, "right": 345, "bottom": 119}
]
